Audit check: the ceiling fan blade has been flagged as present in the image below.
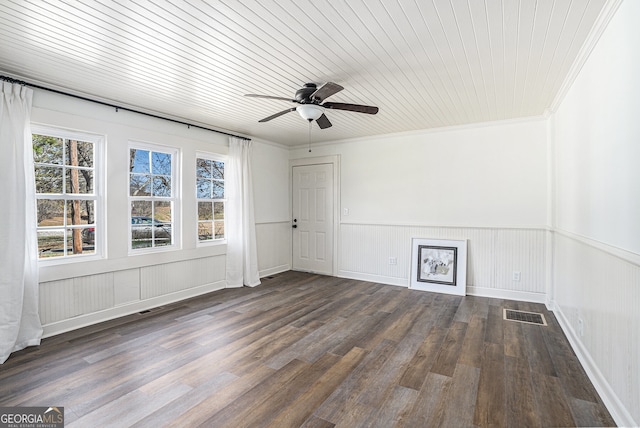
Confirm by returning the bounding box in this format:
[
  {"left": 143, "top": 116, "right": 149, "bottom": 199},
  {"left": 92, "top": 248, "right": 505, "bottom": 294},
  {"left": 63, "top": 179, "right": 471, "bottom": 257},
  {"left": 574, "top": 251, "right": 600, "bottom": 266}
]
[
  {"left": 311, "top": 82, "right": 344, "bottom": 102},
  {"left": 316, "top": 113, "right": 332, "bottom": 129},
  {"left": 258, "top": 107, "right": 297, "bottom": 122},
  {"left": 322, "top": 102, "right": 379, "bottom": 115},
  {"left": 245, "top": 94, "right": 296, "bottom": 102}
]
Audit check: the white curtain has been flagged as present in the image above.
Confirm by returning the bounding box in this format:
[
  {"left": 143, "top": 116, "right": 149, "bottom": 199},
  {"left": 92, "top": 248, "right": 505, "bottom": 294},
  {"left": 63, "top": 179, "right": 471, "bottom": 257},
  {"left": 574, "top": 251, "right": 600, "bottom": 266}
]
[
  {"left": 0, "top": 82, "right": 43, "bottom": 364},
  {"left": 225, "top": 137, "right": 261, "bottom": 287}
]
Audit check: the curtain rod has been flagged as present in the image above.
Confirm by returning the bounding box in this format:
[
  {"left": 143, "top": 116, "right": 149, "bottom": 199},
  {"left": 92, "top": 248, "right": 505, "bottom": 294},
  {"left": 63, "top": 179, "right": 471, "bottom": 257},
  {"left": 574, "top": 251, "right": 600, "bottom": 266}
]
[{"left": 0, "top": 74, "right": 250, "bottom": 141}]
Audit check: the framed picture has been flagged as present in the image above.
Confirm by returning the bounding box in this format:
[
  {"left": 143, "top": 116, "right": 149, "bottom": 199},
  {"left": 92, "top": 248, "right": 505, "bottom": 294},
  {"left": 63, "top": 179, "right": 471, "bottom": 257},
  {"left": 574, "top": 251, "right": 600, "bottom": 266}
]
[{"left": 409, "top": 238, "right": 467, "bottom": 296}]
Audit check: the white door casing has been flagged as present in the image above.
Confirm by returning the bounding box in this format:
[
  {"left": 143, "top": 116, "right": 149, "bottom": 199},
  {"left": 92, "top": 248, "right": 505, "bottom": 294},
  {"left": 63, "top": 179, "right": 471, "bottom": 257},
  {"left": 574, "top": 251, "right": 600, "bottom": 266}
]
[{"left": 292, "top": 163, "right": 334, "bottom": 275}]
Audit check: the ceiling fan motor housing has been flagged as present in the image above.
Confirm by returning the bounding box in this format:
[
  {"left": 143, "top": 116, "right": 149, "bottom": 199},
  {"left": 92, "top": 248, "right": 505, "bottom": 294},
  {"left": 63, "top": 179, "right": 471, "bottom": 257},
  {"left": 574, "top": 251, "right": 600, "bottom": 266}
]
[{"left": 295, "top": 83, "right": 319, "bottom": 103}]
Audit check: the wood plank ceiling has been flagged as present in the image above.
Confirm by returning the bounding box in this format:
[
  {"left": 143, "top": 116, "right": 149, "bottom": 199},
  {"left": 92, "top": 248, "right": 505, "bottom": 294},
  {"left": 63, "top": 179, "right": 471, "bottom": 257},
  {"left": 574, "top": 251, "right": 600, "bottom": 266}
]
[{"left": 0, "top": 0, "right": 612, "bottom": 146}]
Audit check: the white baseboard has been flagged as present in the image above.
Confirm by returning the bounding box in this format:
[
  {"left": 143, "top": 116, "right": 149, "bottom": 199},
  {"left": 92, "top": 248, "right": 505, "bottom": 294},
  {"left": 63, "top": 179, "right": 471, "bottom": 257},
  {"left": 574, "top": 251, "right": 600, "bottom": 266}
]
[
  {"left": 466, "top": 286, "right": 546, "bottom": 303},
  {"left": 337, "top": 270, "right": 408, "bottom": 287},
  {"left": 259, "top": 264, "right": 291, "bottom": 278},
  {"left": 338, "top": 271, "right": 547, "bottom": 304},
  {"left": 42, "top": 280, "right": 226, "bottom": 338},
  {"left": 552, "top": 302, "right": 636, "bottom": 428}
]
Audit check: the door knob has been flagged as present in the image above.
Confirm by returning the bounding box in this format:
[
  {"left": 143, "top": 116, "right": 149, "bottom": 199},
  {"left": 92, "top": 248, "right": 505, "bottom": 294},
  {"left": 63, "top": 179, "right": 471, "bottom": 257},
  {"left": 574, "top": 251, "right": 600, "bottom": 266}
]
[{"left": 292, "top": 224, "right": 297, "bottom": 228}]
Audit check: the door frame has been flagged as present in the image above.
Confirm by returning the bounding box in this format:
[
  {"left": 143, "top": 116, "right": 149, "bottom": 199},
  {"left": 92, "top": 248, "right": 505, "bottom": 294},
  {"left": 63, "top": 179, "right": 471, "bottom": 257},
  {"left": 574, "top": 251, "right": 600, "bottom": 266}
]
[{"left": 290, "top": 155, "right": 340, "bottom": 277}]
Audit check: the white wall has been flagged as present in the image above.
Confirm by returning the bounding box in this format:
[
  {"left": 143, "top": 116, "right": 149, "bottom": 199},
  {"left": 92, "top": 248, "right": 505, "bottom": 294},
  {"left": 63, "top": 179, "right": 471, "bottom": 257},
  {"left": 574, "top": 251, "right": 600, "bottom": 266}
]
[
  {"left": 551, "top": 0, "right": 640, "bottom": 425},
  {"left": 30, "top": 90, "right": 291, "bottom": 336},
  {"left": 294, "top": 119, "right": 548, "bottom": 227},
  {"left": 290, "top": 118, "right": 549, "bottom": 300}
]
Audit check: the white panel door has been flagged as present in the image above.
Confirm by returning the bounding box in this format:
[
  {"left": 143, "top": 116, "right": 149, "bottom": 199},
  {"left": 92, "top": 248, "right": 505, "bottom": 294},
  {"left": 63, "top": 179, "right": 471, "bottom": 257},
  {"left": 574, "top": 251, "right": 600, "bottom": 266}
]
[{"left": 292, "top": 164, "right": 333, "bottom": 275}]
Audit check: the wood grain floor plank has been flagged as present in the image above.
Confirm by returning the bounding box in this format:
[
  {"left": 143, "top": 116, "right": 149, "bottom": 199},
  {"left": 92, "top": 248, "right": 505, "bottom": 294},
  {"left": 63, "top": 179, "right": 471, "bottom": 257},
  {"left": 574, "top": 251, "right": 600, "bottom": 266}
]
[
  {"left": 149, "top": 324, "right": 279, "bottom": 389},
  {"left": 329, "top": 311, "right": 390, "bottom": 356},
  {"left": 264, "top": 316, "right": 350, "bottom": 369},
  {"left": 328, "top": 402, "right": 376, "bottom": 428},
  {"left": 262, "top": 298, "right": 332, "bottom": 332},
  {"left": 505, "top": 355, "right": 542, "bottom": 427},
  {"left": 568, "top": 397, "right": 617, "bottom": 428},
  {"left": 366, "top": 385, "right": 419, "bottom": 427},
  {"left": 398, "top": 326, "right": 447, "bottom": 390},
  {"left": 430, "top": 321, "right": 468, "bottom": 377},
  {"left": 473, "top": 342, "right": 506, "bottom": 427},
  {"left": 67, "top": 380, "right": 192, "bottom": 428},
  {"left": 354, "top": 329, "right": 429, "bottom": 409},
  {"left": 299, "top": 415, "right": 336, "bottom": 428},
  {"left": 313, "top": 339, "right": 397, "bottom": 422},
  {"left": 433, "top": 295, "right": 461, "bottom": 328},
  {"left": 24, "top": 340, "right": 202, "bottom": 414},
  {"left": 378, "top": 296, "right": 431, "bottom": 342},
  {"left": 217, "top": 352, "right": 341, "bottom": 428},
  {"left": 484, "top": 304, "right": 504, "bottom": 345},
  {"left": 397, "top": 372, "right": 452, "bottom": 428},
  {"left": 503, "top": 318, "right": 527, "bottom": 360},
  {"left": 198, "top": 358, "right": 311, "bottom": 427},
  {"left": 453, "top": 295, "right": 476, "bottom": 323},
  {"left": 458, "top": 315, "right": 487, "bottom": 368},
  {"left": 230, "top": 325, "right": 311, "bottom": 376},
  {"left": 522, "top": 322, "right": 557, "bottom": 377},
  {"left": 532, "top": 372, "right": 576, "bottom": 427},
  {"left": 174, "top": 364, "right": 276, "bottom": 427},
  {"left": 542, "top": 328, "right": 602, "bottom": 403},
  {"left": 434, "top": 363, "right": 481, "bottom": 428},
  {"left": 267, "top": 347, "right": 368, "bottom": 428},
  {"left": 131, "top": 372, "right": 238, "bottom": 428}
]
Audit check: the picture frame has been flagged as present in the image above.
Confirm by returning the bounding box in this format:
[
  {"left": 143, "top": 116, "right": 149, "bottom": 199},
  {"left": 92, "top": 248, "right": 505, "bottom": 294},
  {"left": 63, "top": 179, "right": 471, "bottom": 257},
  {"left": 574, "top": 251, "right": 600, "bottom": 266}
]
[{"left": 409, "top": 238, "right": 467, "bottom": 296}]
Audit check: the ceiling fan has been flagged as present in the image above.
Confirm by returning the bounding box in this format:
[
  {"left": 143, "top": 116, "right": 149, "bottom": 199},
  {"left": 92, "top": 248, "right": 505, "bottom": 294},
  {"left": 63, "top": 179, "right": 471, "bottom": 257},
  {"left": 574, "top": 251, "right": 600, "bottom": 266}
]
[{"left": 245, "top": 82, "right": 379, "bottom": 129}]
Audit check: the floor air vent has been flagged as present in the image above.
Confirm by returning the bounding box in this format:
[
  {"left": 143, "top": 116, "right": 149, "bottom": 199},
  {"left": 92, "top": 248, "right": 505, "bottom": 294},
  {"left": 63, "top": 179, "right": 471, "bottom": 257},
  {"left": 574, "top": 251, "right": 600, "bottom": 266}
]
[
  {"left": 139, "top": 307, "right": 162, "bottom": 315},
  {"left": 503, "top": 308, "right": 547, "bottom": 326}
]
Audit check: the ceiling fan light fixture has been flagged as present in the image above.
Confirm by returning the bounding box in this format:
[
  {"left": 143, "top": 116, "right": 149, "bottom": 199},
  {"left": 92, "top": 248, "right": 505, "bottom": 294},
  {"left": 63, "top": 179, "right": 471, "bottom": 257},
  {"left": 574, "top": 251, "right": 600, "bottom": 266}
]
[{"left": 296, "top": 104, "right": 324, "bottom": 121}]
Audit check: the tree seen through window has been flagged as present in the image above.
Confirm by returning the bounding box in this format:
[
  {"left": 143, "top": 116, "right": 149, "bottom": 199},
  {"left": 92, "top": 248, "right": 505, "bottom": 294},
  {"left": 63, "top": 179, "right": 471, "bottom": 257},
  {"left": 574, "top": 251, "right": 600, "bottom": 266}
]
[
  {"left": 196, "top": 156, "right": 225, "bottom": 241},
  {"left": 33, "top": 133, "right": 97, "bottom": 259}
]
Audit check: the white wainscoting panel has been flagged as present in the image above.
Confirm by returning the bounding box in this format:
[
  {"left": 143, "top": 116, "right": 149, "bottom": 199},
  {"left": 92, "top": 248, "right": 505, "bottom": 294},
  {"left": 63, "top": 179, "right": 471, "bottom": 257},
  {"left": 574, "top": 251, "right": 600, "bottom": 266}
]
[
  {"left": 141, "top": 255, "right": 225, "bottom": 299},
  {"left": 494, "top": 229, "right": 547, "bottom": 293},
  {"left": 40, "top": 272, "right": 115, "bottom": 325},
  {"left": 339, "top": 223, "right": 547, "bottom": 300},
  {"left": 40, "top": 254, "right": 227, "bottom": 336},
  {"left": 114, "top": 269, "right": 140, "bottom": 306},
  {"left": 552, "top": 232, "right": 639, "bottom": 427},
  {"left": 256, "top": 221, "right": 292, "bottom": 277}
]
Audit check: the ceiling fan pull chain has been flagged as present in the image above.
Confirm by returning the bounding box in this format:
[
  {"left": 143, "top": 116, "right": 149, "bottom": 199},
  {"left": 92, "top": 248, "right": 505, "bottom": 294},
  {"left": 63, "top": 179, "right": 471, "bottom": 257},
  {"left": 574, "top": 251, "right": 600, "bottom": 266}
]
[{"left": 308, "top": 119, "right": 312, "bottom": 152}]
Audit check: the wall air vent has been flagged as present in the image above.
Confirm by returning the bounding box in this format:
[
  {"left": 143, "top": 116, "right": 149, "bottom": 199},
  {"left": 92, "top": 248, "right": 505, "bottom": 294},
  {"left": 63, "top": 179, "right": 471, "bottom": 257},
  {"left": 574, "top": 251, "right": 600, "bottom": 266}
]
[{"left": 503, "top": 308, "right": 547, "bottom": 326}]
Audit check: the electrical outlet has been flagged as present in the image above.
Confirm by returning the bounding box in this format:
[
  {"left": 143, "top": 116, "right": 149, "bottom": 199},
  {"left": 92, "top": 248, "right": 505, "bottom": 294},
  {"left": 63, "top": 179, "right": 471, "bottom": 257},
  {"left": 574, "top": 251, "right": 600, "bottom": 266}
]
[
  {"left": 512, "top": 271, "right": 521, "bottom": 281},
  {"left": 389, "top": 257, "right": 397, "bottom": 265}
]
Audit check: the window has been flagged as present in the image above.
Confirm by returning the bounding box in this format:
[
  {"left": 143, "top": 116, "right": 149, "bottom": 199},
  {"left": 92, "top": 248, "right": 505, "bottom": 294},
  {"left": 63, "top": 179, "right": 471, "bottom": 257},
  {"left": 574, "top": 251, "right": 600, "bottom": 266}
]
[
  {"left": 196, "top": 155, "right": 225, "bottom": 242},
  {"left": 32, "top": 127, "right": 103, "bottom": 260},
  {"left": 129, "top": 143, "right": 179, "bottom": 251}
]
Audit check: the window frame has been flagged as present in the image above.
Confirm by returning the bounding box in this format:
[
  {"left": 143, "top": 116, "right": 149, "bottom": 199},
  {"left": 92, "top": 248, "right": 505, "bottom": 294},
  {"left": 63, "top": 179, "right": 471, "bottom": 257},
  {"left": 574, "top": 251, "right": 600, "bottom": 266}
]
[
  {"left": 31, "top": 124, "right": 105, "bottom": 264},
  {"left": 196, "top": 152, "right": 226, "bottom": 246},
  {"left": 128, "top": 140, "right": 181, "bottom": 254}
]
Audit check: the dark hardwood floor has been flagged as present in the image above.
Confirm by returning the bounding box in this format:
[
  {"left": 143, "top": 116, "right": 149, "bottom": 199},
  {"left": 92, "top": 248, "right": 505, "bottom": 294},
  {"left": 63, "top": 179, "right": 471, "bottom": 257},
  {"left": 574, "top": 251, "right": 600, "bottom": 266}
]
[{"left": 0, "top": 271, "right": 615, "bottom": 427}]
